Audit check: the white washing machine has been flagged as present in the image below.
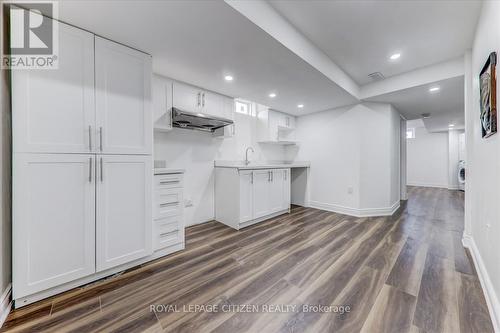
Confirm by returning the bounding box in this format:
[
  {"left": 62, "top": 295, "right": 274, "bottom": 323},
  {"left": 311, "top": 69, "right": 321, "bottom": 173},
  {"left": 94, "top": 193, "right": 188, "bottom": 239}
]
[{"left": 458, "top": 160, "right": 466, "bottom": 191}]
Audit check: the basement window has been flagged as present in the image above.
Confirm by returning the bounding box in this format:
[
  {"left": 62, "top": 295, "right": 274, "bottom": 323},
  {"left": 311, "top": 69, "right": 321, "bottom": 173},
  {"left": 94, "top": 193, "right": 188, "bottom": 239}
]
[
  {"left": 406, "top": 128, "right": 415, "bottom": 139},
  {"left": 235, "top": 99, "right": 255, "bottom": 117}
]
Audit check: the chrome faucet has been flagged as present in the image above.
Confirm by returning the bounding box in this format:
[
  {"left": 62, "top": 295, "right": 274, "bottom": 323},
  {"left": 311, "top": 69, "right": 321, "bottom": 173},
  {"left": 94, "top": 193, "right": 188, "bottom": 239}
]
[{"left": 245, "top": 147, "right": 254, "bottom": 165}]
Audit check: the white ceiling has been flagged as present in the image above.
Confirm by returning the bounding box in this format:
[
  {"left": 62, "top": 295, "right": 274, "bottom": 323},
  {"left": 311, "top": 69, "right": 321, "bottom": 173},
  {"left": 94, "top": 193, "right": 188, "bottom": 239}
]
[
  {"left": 49, "top": 0, "right": 477, "bottom": 126},
  {"left": 269, "top": 0, "right": 481, "bottom": 85},
  {"left": 364, "top": 76, "right": 464, "bottom": 132},
  {"left": 53, "top": 0, "right": 357, "bottom": 116}
]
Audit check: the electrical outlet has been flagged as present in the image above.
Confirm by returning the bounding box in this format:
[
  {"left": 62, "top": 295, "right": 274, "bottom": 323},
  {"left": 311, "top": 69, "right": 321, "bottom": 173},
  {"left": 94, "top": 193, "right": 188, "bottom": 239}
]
[
  {"left": 347, "top": 187, "right": 353, "bottom": 194},
  {"left": 185, "top": 199, "right": 193, "bottom": 207}
]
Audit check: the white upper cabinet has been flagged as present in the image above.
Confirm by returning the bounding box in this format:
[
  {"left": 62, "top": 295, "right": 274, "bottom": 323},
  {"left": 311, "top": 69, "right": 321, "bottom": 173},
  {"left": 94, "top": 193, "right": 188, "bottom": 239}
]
[
  {"left": 214, "top": 98, "right": 235, "bottom": 138},
  {"left": 13, "top": 154, "right": 96, "bottom": 298},
  {"left": 95, "top": 37, "right": 152, "bottom": 155},
  {"left": 202, "top": 90, "right": 224, "bottom": 117},
  {"left": 152, "top": 74, "right": 173, "bottom": 131},
  {"left": 96, "top": 155, "right": 152, "bottom": 272},
  {"left": 279, "top": 114, "right": 295, "bottom": 129},
  {"left": 12, "top": 20, "right": 95, "bottom": 154},
  {"left": 172, "top": 81, "right": 233, "bottom": 120},
  {"left": 172, "top": 81, "right": 200, "bottom": 112},
  {"left": 257, "top": 108, "right": 297, "bottom": 144}
]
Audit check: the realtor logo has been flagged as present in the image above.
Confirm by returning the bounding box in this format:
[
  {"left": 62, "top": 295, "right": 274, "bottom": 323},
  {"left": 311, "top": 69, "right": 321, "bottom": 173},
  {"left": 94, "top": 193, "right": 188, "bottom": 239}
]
[{"left": 1, "top": 1, "right": 59, "bottom": 69}]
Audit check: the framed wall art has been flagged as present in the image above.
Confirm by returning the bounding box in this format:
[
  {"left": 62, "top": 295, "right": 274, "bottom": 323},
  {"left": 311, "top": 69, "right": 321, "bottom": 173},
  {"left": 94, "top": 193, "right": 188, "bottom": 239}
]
[{"left": 480, "top": 52, "right": 497, "bottom": 138}]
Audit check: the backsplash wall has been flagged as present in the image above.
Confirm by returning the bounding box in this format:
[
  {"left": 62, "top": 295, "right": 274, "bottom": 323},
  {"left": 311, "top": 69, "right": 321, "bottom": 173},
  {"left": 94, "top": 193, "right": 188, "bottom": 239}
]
[{"left": 154, "top": 112, "right": 286, "bottom": 226}]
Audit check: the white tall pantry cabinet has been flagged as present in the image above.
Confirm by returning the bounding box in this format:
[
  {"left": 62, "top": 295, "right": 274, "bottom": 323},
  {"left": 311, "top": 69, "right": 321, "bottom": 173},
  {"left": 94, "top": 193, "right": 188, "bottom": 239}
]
[{"left": 12, "top": 17, "right": 153, "bottom": 306}]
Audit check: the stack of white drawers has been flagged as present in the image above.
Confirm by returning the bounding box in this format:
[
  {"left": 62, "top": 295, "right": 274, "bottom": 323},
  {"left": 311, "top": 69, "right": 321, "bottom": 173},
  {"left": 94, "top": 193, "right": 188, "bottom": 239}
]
[{"left": 153, "top": 171, "right": 185, "bottom": 252}]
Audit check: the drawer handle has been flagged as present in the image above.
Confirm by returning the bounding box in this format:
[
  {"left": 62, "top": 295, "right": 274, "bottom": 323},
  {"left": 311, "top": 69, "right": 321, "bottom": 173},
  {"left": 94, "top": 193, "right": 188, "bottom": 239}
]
[
  {"left": 159, "top": 180, "right": 179, "bottom": 184},
  {"left": 159, "top": 201, "right": 179, "bottom": 207},
  {"left": 159, "top": 231, "right": 177, "bottom": 238}
]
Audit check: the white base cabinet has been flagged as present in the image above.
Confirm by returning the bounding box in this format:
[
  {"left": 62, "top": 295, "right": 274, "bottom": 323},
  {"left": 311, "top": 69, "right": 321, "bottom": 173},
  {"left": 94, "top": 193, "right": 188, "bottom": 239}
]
[
  {"left": 153, "top": 171, "right": 185, "bottom": 251},
  {"left": 13, "top": 154, "right": 96, "bottom": 298},
  {"left": 13, "top": 154, "right": 153, "bottom": 300},
  {"left": 215, "top": 168, "right": 291, "bottom": 230},
  {"left": 96, "top": 155, "right": 152, "bottom": 271}
]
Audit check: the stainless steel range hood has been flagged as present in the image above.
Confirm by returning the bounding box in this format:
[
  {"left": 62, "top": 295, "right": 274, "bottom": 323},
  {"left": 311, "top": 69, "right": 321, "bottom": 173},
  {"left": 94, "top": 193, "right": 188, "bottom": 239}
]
[{"left": 172, "top": 107, "right": 233, "bottom": 132}]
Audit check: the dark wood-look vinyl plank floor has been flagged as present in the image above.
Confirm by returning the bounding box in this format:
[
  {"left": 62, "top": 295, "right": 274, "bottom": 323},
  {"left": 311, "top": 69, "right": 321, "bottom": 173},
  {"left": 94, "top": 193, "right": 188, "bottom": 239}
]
[{"left": 1, "top": 187, "right": 494, "bottom": 333}]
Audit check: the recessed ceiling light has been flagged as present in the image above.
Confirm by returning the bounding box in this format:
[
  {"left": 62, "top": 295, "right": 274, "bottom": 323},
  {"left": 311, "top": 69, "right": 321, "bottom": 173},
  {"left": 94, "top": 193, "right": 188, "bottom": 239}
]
[
  {"left": 449, "top": 124, "right": 455, "bottom": 127},
  {"left": 269, "top": 93, "right": 277, "bottom": 98},
  {"left": 429, "top": 86, "right": 440, "bottom": 92},
  {"left": 297, "top": 104, "right": 304, "bottom": 108},
  {"left": 224, "top": 75, "right": 234, "bottom": 81},
  {"left": 389, "top": 53, "right": 401, "bottom": 60}
]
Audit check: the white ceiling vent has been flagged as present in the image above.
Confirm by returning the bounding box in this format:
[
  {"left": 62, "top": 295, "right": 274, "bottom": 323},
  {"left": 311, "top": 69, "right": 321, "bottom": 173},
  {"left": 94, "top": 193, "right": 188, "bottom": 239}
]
[{"left": 367, "top": 72, "right": 385, "bottom": 81}]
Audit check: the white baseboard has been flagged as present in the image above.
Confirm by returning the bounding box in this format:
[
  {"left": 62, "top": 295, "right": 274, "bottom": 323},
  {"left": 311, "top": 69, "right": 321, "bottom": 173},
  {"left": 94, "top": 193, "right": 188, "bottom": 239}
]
[
  {"left": 462, "top": 234, "right": 500, "bottom": 332},
  {"left": 309, "top": 200, "right": 400, "bottom": 218},
  {"left": 0, "top": 284, "right": 12, "bottom": 329},
  {"left": 407, "top": 182, "right": 449, "bottom": 189}
]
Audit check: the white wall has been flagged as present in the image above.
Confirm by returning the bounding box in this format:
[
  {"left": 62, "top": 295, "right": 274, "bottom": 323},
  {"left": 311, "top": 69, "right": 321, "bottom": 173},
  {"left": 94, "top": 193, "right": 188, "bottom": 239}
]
[
  {"left": 286, "top": 102, "right": 400, "bottom": 216},
  {"left": 154, "top": 111, "right": 286, "bottom": 226},
  {"left": 464, "top": 1, "right": 500, "bottom": 329},
  {"left": 448, "top": 130, "right": 464, "bottom": 189},
  {"left": 389, "top": 105, "right": 401, "bottom": 204},
  {"left": 400, "top": 117, "right": 408, "bottom": 200},
  {"left": 0, "top": 20, "right": 12, "bottom": 315},
  {"left": 407, "top": 125, "right": 449, "bottom": 188}
]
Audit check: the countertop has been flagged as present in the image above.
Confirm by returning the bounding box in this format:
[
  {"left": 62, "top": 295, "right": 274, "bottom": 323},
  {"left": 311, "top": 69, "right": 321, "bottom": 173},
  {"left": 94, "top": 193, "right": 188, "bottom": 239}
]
[
  {"left": 154, "top": 168, "right": 185, "bottom": 175},
  {"left": 214, "top": 160, "right": 310, "bottom": 170}
]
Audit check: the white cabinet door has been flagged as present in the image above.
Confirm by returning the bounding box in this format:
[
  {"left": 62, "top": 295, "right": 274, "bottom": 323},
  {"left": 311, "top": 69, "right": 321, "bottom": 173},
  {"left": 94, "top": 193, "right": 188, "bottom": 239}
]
[
  {"left": 268, "top": 169, "right": 285, "bottom": 213},
  {"left": 282, "top": 169, "right": 291, "bottom": 210},
  {"left": 239, "top": 170, "right": 253, "bottom": 223},
  {"left": 12, "top": 21, "right": 95, "bottom": 154},
  {"left": 13, "top": 154, "right": 95, "bottom": 298},
  {"left": 96, "top": 155, "right": 152, "bottom": 271},
  {"left": 268, "top": 111, "right": 280, "bottom": 141},
  {"left": 173, "top": 82, "right": 201, "bottom": 112},
  {"left": 223, "top": 97, "right": 235, "bottom": 120},
  {"left": 152, "top": 75, "right": 173, "bottom": 131},
  {"left": 202, "top": 91, "right": 224, "bottom": 118},
  {"left": 95, "top": 37, "right": 152, "bottom": 155},
  {"left": 252, "top": 170, "right": 271, "bottom": 219},
  {"left": 282, "top": 114, "right": 295, "bottom": 129}
]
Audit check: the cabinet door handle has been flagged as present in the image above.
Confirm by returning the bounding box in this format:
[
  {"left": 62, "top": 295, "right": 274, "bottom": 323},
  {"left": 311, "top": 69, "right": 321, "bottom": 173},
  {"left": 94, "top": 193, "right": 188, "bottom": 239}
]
[
  {"left": 251, "top": 173, "right": 253, "bottom": 184},
  {"left": 100, "top": 157, "right": 103, "bottom": 182},
  {"left": 197, "top": 92, "right": 201, "bottom": 107},
  {"left": 99, "top": 127, "right": 103, "bottom": 151},
  {"left": 88, "top": 126, "right": 92, "bottom": 151},
  {"left": 271, "top": 171, "right": 273, "bottom": 182},
  {"left": 284, "top": 170, "right": 286, "bottom": 181},
  {"left": 202, "top": 93, "right": 205, "bottom": 107},
  {"left": 88, "top": 158, "right": 91, "bottom": 182}
]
